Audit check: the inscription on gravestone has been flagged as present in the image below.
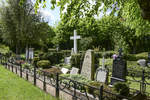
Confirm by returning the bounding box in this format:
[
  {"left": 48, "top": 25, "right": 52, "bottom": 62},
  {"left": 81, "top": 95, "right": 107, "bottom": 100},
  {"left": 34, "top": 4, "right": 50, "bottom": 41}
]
[
  {"left": 81, "top": 50, "right": 95, "bottom": 80},
  {"left": 111, "top": 49, "right": 127, "bottom": 85},
  {"left": 70, "top": 67, "right": 79, "bottom": 75},
  {"left": 96, "top": 68, "right": 108, "bottom": 84}
]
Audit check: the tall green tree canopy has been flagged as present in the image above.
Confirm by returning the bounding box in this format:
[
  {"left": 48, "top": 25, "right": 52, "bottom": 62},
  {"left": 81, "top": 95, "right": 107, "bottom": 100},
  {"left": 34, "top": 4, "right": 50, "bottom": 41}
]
[
  {"left": 23, "top": 0, "right": 150, "bottom": 36},
  {"left": 0, "top": 0, "right": 50, "bottom": 53}
]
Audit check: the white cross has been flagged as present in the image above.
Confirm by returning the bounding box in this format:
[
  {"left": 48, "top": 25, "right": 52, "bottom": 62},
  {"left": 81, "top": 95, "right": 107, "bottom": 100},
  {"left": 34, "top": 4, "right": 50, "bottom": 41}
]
[
  {"left": 102, "top": 56, "right": 105, "bottom": 69},
  {"left": 70, "top": 30, "right": 81, "bottom": 54}
]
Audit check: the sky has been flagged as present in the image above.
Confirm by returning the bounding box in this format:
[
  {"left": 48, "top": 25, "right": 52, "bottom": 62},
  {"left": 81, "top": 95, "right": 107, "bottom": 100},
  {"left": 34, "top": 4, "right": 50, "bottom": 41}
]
[
  {"left": 38, "top": 1, "right": 60, "bottom": 26},
  {"left": 37, "top": 1, "right": 113, "bottom": 26}
]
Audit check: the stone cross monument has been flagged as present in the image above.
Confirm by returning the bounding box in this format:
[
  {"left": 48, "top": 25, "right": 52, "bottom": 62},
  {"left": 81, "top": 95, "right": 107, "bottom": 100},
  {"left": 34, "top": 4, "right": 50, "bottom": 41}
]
[{"left": 70, "top": 30, "right": 81, "bottom": 54}]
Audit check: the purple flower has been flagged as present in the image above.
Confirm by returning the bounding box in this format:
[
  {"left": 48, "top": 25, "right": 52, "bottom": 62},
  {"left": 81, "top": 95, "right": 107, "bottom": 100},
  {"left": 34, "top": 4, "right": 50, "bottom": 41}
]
[{"left": 112, "top": 54, "right": 118, "bottom": 60}]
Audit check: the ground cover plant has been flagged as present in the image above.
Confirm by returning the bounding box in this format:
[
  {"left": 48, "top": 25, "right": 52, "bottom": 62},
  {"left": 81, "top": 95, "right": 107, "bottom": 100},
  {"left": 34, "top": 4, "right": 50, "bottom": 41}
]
[{"left": 0, "top": 65, "right": 58, "bottom": 100}]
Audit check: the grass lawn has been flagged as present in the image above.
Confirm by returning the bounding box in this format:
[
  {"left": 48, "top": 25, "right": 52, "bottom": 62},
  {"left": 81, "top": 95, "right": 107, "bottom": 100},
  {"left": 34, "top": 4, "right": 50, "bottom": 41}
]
[{"left": 0, "top": 65, "right": 58, "bottom": 100}]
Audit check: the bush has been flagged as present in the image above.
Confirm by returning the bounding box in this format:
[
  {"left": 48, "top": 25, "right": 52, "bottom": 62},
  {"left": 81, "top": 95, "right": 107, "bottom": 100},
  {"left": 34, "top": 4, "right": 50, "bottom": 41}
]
[
  {"left": 113, "top": 82, "right": 130, "bottom": 97},
  {"left": 71, "top": 53, "right": 84, "bottom": 69},
  {"left": 60, "top": 74, "right": 90, "bottom": 84},
  {"left": 22, "top": 62, "right": 33, "bottom": 69},
  {"left": 33, "top": 57, "right": 40, "bottom": 64},
  {"left": 124, "top": 52, "right": 148, "bottom": 61},
  {"left": 48, "top": 48, "right": 57, "bottom": 52},
  {"left": 20, "top": 54, "right": 25, "bottom": 60},
  {"left": 0, "top": 44, "right": 10, "bottom": 55},
  {"left": 37, "top": 60, "right": 51, "bottom": 69},
  {"left": 86, "top": 81, "right": 112, "bottom": 97}
]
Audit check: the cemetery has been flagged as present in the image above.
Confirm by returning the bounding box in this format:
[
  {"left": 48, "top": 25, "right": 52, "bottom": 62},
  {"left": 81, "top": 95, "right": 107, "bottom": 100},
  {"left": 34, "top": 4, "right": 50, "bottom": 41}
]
[{"left": 0, "top": 0, "right": 150, "bottom": 100}]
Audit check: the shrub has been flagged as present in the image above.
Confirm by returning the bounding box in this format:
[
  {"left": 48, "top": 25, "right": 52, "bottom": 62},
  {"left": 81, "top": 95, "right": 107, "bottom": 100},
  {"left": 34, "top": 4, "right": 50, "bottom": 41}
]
[
  {"left": 113, "top": 82, "right": 130, "bottom": 97},
  {"left": 33, "top": 57, "right": 40, "bottom": 64},
  {"left": 124, "top": 52, "right": 148, "bottom": 61},
  {"left": 22, "top": 62, "right": 33, "bottom": 69},
  {"left": 0, "top": 44, "right": 10, "bottom": 55},
  {"left": 37, "top": 60, "right": 51, "bottom": 69},
  {"left": 86, "top": 81, "right": 112, "bottom": 97},
  {"left": 71, "top": 53, "right": 83, "bottom": 69},
  {"left": 20, "top": 54, "right": 25, "bottom": 60},
  {"left": 48, "top": 48, "right": 57, "bottom": 52}
]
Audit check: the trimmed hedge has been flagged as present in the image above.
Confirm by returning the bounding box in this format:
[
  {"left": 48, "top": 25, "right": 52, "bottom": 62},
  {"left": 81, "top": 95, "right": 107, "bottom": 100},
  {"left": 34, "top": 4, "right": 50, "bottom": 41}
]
[
  {"left": 124, "top": 52, "right": 148, "bottom": 61},
  {"left": 37, "top": 60, "right": 51, "bottom": 69},
  {"left": 70, "top": 53, "right": 84, "bottom": 69}
]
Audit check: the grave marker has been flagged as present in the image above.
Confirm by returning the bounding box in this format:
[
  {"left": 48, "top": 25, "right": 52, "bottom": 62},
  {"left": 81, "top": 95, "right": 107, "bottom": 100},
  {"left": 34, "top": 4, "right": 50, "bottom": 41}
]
[
  {"left": 70, "top": 30, "right": 81, "bottom": 54},
  {"left": 61, "top": 68, "right": 69, "bottom": 74},
  {"left": 70, "top": 67, "right": 79, "bottom": 75},
  {"left": 111, "top": 48, "right": 127, "bottom": 85},
  {"left": 81, "top": 49, "right": 95, "bottom": 80},
  {"left": 96, "top": 68, "right": 108, "bottom": 84},
  {"left": 64, "top": 56, "right": 71, "bottom": 65}
]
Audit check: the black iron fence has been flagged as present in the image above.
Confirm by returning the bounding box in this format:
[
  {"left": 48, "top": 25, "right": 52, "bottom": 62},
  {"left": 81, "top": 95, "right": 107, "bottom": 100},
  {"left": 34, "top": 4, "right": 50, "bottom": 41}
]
[{"left": 0, "top": 55, "right": 149, "bottom": 100}]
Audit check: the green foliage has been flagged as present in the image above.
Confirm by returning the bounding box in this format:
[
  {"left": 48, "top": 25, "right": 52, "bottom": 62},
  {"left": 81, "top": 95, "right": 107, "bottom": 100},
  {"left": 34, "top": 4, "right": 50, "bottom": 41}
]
[
  {"left": 113, "top": 82, "right": 130, "bottom": 96},
  {"left": 124, "top": 52, "right": 148, "bottom": 61},
  {"left": 86, "top": 81, "right": 112, "bottom": 97},
  {"left": 60, "top": 74, "right": 90, "bottom": 84},
  {"left": 0, "top": 0, "right": 54, "bottom": 54},
  {"left": 33, "top": 57, "right": 40, "bottom": 64},
  {"left": 71, "top": 53, "right": 83, "bottom": 69},
  {"left": 37, "top": 60, "right": 51, "bottom": 69},
  {"left": 0, "top": 44, "right": 10, "bottom": 55},
  {"left": 22, "top": 62, "right": 33, "bottom": 69},
  {"left": 20, "top": 54, "right": 25, "bottom": 60}
]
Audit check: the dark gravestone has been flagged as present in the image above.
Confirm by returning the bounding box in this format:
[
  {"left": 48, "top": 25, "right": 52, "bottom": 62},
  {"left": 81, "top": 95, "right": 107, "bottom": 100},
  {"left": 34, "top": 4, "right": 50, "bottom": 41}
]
[{"left": 111, "top": 49, "right": 127, "bottom": 85}]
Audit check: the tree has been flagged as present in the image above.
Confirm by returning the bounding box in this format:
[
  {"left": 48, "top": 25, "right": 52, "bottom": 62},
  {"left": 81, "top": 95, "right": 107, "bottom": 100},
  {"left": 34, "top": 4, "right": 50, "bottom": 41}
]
[
  {"left": 29, "top": 0, "right": 150, "bottom": 36},
  {"left": 0, "top": 0, "right": 48, "bottom": 54}
]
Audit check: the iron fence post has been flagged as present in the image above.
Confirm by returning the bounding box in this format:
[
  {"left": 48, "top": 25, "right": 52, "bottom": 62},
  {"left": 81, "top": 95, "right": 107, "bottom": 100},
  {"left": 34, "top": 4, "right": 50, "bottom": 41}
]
[
  {"left": 141, "top": 70, "right": 146, "bottom": 93},
  {"left": 43, "top": 72, "right": 46, "bottom": 91},
  {"left": 56, "top": 73, "right": 59, "bottom": 98},
  {"left": 16, "top": 66, "right": 17, "bottom": 74},
  {"left": 20, "top": 62, "right": 22, "bottom": 78},
  {"left": 34, "top": 66, "right": 36, "bottom": 86},
  {"left": 12, "top": 65, "right": 13, "bottom": 72},
  {"left": 26, "top": 69, "right": 28, "bottom": 81},
  {"left": 72, "top": 82, "right": 77, "bottom": 100},
  {"left": 99, "top": 85, "right": 103, "bottom": 100}
]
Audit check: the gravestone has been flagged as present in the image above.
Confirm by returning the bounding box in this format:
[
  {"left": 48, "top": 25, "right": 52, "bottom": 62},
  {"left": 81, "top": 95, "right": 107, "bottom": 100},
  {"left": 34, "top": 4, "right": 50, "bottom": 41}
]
[
  {"left": 29, "top": 48, "right": 34, "bottom": 59},
  {"left": 61, "top": 68, "right": 69, "bottom": 74},
  {"left": 64, "top": 56, "right": 71, "bottom": 65},
  {"left": 70, "top": 67, "right": 79, "bottom": 75},
  {"left": 137, "top": 59, "right": 146, "bottom": 67},
  {"left": 81, "top": 49, "right": 95, "bottom": 80},
  {"left": 95, "top": 68, "right": 108, "bottom": 84},
  {"left": 111, "top": 48, "right": 127, "bottom": 85}
]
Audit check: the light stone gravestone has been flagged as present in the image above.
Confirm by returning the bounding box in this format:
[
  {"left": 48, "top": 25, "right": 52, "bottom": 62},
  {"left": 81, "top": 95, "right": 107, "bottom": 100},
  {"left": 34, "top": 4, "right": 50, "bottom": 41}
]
[
  {"left": 64, "top": 56, "right": 71, "bottom": 65},
  {"left": 70, "top": 30, "right": 81, "bottom": 54},
  {"left": 81, "top": 49, "right": 95, "bottom": 80},
  {"left": 70, "top": 67, "right": 79, "bottom": 75},
  {"left": 137, "top": 59, "right": 146, "bottom": 67},
  {"left": 95, "top": 68, "right": 108, "bottom": 84},
  {"left": 61, "top": 68, "right": 69, "bottom": 74},
  {"left": 29, "top": 48, "right": 34, "bottom": 59}
]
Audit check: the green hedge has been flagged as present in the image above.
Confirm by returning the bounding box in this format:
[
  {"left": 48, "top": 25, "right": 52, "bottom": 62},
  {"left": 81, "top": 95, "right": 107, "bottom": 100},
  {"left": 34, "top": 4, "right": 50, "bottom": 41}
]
[
  {"left": 37, "top": 60, "right": 51, "bottom": 69},
  {"left": 124, "top": 52, "right": 148, "bottom": 61},
  {"left": 70, "top": 53, "right": 84, "bottom": 69}
]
